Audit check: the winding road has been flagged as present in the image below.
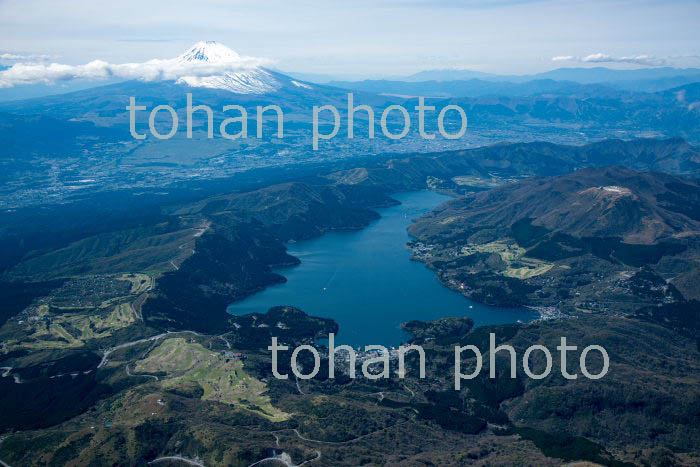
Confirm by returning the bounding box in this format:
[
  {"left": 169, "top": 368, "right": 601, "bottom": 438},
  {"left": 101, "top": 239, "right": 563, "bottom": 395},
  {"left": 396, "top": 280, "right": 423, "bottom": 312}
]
[
  {"left": 148, "top": 455, "right": 205, "bottom": 466},
  {"left": 0, "top": 367, "right": 20, "bottom": 384},
  {"left": 98, "top": 333, "right": 169, "bottom": 368},
  {"left": 242, "top": 421, "right": 409, "bottom": 467},
  {"left": 218, "top": 335, "right": 231, "bottom": 349},
  {"left": 247, "top": 452, "right": 295, "bottom": 467},
  {"left": 98, "top": 330, "right": 200, "bottom": 368},
  {"left": 247, "top": 449, "right": 321, "bottom": 467},
  {"left": 125, "top": 363, "right": 159, "bottom": 381},
  {"left": 295, "top": 376, "right": 305, "bottom": 395}
]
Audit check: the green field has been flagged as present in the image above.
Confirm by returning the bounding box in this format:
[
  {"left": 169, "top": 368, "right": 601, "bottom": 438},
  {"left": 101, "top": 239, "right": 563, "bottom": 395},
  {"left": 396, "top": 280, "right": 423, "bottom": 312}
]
[
  {"left": 134, "top": 338, "right": 289, "bottom": 422},
  {"left": 462, "top": 240, "right": 554, "bottom": 279},
  {"left": 10, "top": 301, "right": 140, "bottom": 350},
  {"left": 452, "top": 175, "right": 514, "bottom": 188}
]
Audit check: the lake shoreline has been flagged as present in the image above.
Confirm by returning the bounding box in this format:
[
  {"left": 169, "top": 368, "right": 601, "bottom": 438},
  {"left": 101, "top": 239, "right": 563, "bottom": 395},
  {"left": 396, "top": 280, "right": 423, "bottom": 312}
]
[{"left": 228, "top": 190, "right": 536, "bottom": 347}]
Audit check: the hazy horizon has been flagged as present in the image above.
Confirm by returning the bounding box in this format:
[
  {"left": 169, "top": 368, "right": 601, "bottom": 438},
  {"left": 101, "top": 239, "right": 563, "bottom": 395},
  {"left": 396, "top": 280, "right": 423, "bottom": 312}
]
[{"left": 1, "top": 0, "right": 700, "bottom": 79}]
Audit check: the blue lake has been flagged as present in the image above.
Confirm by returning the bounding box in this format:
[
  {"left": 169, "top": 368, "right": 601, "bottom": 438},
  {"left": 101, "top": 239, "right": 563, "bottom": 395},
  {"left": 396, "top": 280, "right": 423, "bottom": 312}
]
[{"left": 227, "top": 190, "right": 536, "bottom": 348}]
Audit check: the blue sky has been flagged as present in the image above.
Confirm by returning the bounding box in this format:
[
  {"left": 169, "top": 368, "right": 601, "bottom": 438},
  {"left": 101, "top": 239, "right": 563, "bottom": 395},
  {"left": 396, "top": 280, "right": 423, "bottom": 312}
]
[{"left": 1, "top": 0, "right": 699, "bottom": 77}]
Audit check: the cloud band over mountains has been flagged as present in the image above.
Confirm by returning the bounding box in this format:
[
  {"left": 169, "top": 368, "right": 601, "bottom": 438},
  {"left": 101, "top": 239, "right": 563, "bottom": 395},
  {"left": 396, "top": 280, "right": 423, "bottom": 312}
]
[
  {"left": 0, "top": 53, "right": 55, "bottom": 61},
  {"left": 552, "top": 53, "right": 667, "bottom": 66},
  {"left": 0, "top": 54, "right": 271, "bottom": 88}
]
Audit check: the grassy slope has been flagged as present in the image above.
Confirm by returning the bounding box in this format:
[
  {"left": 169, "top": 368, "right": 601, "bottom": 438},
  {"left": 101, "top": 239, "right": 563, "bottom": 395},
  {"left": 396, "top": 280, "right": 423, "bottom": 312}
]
[{"left": 135, "top": 337, "right": 289, "bottom": 422}]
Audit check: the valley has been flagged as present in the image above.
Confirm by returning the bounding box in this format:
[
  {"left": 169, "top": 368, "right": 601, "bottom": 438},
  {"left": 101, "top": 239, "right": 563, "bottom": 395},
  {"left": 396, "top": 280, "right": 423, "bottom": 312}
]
[{"left": 0, "top": 138, "right": 699, "bottom": 465}]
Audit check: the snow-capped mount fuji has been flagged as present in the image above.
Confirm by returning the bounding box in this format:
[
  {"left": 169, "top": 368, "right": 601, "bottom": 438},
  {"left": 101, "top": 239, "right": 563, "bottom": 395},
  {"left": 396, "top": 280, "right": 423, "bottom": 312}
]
[
  {"left": 0, "top": 40, "right": 387, "bottom": 146},
  {"left": 174, "top": 41, "right": 307, "bottom": 95},
  {"left": 178, "top": 41, "right": 244, "bottom": 63}
]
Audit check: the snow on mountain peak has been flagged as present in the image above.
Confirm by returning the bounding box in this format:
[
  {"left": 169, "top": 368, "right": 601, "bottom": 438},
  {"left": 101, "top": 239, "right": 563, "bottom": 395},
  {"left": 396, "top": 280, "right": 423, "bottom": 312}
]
[
  {"left": 178, "top": 41, "right": 243, "bottom": 64},
  {"left": 175, "top": 41, "right": 280, "bottom": 94}
]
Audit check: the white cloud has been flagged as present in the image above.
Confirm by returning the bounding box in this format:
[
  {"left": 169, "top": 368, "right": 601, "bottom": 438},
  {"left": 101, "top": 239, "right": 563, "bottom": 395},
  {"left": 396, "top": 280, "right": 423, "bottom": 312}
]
[
  {"left": 0, "top": 49, "right": 271, "bottom": 88},
  {"left": 0, "top": 52, "right": 54, "bottom": 61},
  {"left": 581, "top": 53, "right": 666, "bottom": 66},
  {"left": 550, "top": 53, "right": 667, "bottom": 66},
  {"left": 579, "top": 52, "right": 612, "bottom": 62},
  {"left": 583, "top": 53, "right": 667, "bottom": 66}
]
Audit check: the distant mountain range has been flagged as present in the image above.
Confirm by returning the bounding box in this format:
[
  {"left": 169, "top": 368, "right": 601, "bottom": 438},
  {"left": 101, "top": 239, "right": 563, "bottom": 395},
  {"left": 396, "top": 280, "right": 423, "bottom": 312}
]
[
  {"left": 2, "top": 42, "right": 700, "bottom": 211},
  {"left": 328, "top": 78, "right": 626, "bottom": 98},
  {"left": 287, "top": 66, "right": 700, "bottom": 86},
  {"left": 330, "top": 69, "right": 700, "bottom": 97},
  {"left": 403, "top": 66, "right": 700, "bottom": 84},
  {"left": 3, "top": 47, "right": 700, "bottom": 102}
]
